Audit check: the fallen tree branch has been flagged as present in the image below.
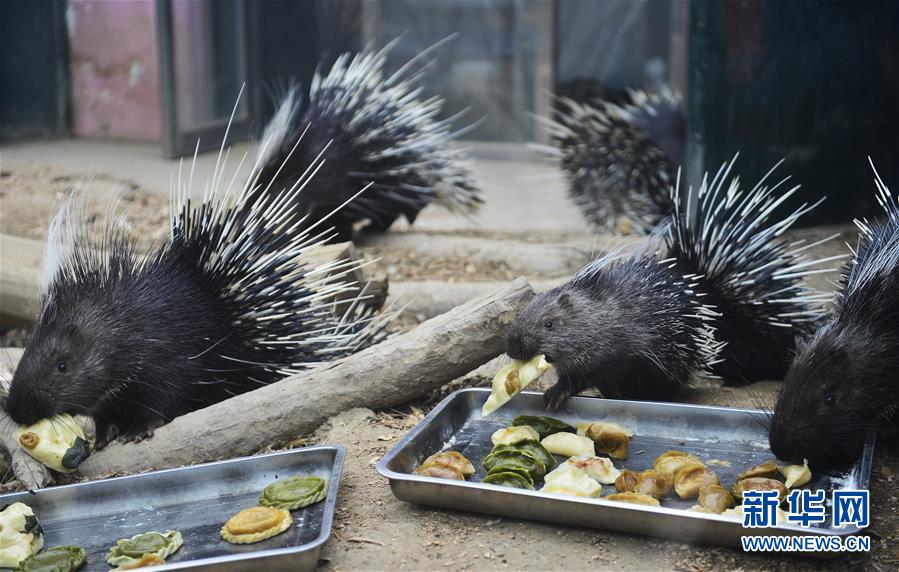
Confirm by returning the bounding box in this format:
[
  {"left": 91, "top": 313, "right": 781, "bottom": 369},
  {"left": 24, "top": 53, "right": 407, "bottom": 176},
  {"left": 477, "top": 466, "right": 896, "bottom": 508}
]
[{"left": 80, "top": 277, "right": 535, "bottom": 478}]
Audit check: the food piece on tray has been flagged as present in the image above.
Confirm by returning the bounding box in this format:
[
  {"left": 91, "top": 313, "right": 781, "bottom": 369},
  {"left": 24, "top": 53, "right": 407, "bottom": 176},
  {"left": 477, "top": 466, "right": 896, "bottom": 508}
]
[
  {"left": 13, "top": 414, "right": 91, "bottom": 473},
  {"left": 674, "top": 467, "right": 719, "bottom": 499},
  {"left": 736, "top": 459, "right": 778, "bottom": 480},
  {"left": 106, "top": 531, "right": 183, "bottom": 568},
  {"left": 604, "top": 492, "right": 660, "bottom": 506},
  {"left": 562, "top": 455, "right": 620, "bottom": 484},
  {"left": 635, "top": 469, "right": 674, "bottom": 499},
  {"left": 730, "top": 477, "right": 788, "bottom": 503},
  {"left": 481, "top": 355, "right": 551, "bottom": 415},
  {"left": 653, "top": 451, "right": 704, "bottom": 480},
  {"left": 420, "top": 451, "right": 475, "bottom": 477},
  {"left": 540, "top": 432, "right": 595, "bottom": 458},
  {"left": 541, "top": 463, "right": 602, "bottom": 497},
  {"left": 576, "top": 422, "right": 631, "bottom": 459},
  {"left": 0, "top": 502, "right": 44, "bottom": 569},
  {"left": 482, "top": 469, "right": 535, "bottom": 489},
  {"left": 491, "top": 425, "right": 540, "bottom": 446},
  {"left": 697, "top": 484, "right": 735, "bottom": 513},
  {"left": 491, "top": 440, "right": 556, "bottom": 472},
  {"left": 482, "top": 449, "right": 546, "bottom": 479},
  {"left": 259, "top": 476, "right": 328, "bottom": 510},
  {"left": 777, "top": 458, "right": 811, "bottom": 489},
  {"left": 18, "top": 545, "right": 87, "bottom": 572},
  {"left": 511, "top": 415, "right": 575, "bottom": 439},
  {"left": 413, "top": 464, "right": 465, "bottom": 479},
  {"left": 614, "top": 469, "right": 640, "bottom": 493},
  {"left": 220, "top": 507, "right": 292, "bottom": 545}
]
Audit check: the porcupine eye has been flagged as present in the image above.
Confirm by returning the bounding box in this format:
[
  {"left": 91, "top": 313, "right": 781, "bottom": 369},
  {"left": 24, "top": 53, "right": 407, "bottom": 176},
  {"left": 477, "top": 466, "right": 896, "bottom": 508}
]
[
  {"left": 57, "top": 361, "right": 67, "bottom": 373},
  {"left": 544, "top": 321, "right": 553, "bottom": 330},
  {"left": 823, "top": 393, "right": 835, "bottom": 406}
]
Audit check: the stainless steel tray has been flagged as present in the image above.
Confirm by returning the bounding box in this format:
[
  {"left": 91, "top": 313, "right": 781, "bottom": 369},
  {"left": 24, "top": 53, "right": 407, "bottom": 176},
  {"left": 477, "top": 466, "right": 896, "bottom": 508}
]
[
  {"left": 377, "top": 388, "right": 875, "bottom": 550},
  {"left": 0, "top": 446, "right": 344, "bottom": 571}
]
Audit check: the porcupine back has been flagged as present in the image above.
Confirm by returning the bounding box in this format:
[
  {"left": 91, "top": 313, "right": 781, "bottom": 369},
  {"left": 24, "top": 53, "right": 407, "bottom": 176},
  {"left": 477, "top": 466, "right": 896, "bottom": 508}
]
[
  {"left": 541, "top": 88, "right": 684, "bottom": 234},
  {"left": 5, "top": 108, "right": 389, "bottom": 446},
  {"left": 252, "top": 41, "right": 482, "bottom": 241},
  {"left": 666, "top": 157, "right": 838, "bottom": 383}
]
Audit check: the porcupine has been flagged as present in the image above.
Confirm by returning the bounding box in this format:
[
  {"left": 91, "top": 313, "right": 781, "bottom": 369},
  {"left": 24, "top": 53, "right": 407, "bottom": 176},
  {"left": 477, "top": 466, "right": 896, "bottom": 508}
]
[
  {"left": 253, "top": 41, "right": 482, "bottom": 241},
  {"left": 506, "top": 157, "right": 837, "bottom": 409},
  {"left": 542, "top": 88, "right": 684, "bottom": 234},
  {"left": 770, "top": 160, "right": 899, "bottom": 470},
  {"left": 4, "top": 103, "right": 390, "bottom": 449}
]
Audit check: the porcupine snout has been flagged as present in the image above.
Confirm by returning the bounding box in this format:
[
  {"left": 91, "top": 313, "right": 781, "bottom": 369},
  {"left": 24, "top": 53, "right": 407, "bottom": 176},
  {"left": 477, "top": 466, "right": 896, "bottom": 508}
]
[
  {"left": 5, "top": 382, "right": 55, "bottom": 425},
  {"left": 505, "top": 328, "right": 539, "bottom": 362}
]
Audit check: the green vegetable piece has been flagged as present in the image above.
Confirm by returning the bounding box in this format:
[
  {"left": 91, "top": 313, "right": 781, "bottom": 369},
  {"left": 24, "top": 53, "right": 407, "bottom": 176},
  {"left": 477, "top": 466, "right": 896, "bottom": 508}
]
[
  {"left": 259, "top": 476, "right": 328, "bottom": 510},
  {"left": 61, "top": 437, "right": 91, "bottom": 470},
  {"left": 482, "top": 470, "right": 535, "bottom": 489},
  {"left": 17, "top": 545, "right": 86, "bottom": 572},
  {"left": 486, "top": 466, "right": 534, "bottom": 487},
  {"left": 482, "top": 449, "right": 546, "bottom": 478},
  {"left": 107, "top": 530, "right": 182, "bottom": 568},
  {"left": 511, "top": 415, "right": 575, "bottom": 439},
  {"left": 491, "top": 439, "right": 556, "bottom": 472}
]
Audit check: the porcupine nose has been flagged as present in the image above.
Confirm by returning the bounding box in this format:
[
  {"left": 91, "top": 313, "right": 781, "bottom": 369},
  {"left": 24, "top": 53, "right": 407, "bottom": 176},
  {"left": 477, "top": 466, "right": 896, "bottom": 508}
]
[
  {"left": 5, "top": 384, "right": 53, "bottom": 425},
  {"left": 768, "top": 425, "right": 807, "bottom": 465},
  {"left": 506, "top": 332, "right": 537, "bottom": 361}
]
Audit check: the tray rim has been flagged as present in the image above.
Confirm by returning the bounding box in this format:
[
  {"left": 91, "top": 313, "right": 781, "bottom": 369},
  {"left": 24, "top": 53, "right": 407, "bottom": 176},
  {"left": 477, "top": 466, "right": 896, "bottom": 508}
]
[
  {"left": 376, "top": 388, "right": 876, "bottom": 538},
  {"left": 0, "top": 444, "right": 346, "bottom": 571}
]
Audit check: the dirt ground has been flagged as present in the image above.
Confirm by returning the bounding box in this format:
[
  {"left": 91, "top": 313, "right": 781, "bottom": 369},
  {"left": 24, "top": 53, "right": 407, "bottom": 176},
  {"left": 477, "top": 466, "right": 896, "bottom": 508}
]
[{"left": 2, "top": 160, "right": 897, "bottom": 570}]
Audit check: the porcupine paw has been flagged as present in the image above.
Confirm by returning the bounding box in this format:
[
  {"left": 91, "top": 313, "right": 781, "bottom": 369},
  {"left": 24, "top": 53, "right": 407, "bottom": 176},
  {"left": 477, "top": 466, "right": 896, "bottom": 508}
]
[
  {"left": 94, "top": 423, "right": 121, "bottom": 451},
  {"left": 543, "top": 385, "right": 571, "bottom": 412},
  {"left": 118, "top": 419, "right": 166, "bottom": 444}
]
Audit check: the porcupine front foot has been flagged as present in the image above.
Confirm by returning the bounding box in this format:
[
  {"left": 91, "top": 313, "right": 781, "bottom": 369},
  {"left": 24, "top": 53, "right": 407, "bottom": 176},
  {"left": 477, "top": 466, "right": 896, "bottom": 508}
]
[
  {"left": 543, "top": 372, "right": 591, "bottom": 412},
  {"left": 94, "top": 417, "right": 167, "bottom": 449}
]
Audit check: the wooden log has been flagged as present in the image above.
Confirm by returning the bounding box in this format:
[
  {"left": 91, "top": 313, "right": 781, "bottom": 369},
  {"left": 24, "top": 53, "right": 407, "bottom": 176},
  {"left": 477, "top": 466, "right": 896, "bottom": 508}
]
[
  {"left": 79, "top": 277, "right": 535, "bottom": 478},
  {"left": 0, "top": 235, "right": 43, "bottom": 324},
  {"left": 0, "top": 234, "right": 387, "bottom": 325},
  {"left": 389, "top": 278, "right": 564, "bottom": 320}
]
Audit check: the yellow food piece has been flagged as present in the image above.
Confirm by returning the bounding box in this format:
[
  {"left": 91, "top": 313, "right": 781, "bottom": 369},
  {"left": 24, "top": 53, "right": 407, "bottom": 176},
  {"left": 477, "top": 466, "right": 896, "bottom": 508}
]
[
  {"left": 777, "top": 458, "right": 812, "bottom": 488},
  {"left": 540, "top": 432, "right": 595, "bottom": 458},
  {"left": 221, "top": 507, "right": 292, "bottom": 544},
  {"left": 604, "top": 492, "right": 661, "bottom": 506},
  {"left": 736, "top": 459, "right": 778, "bottom": 480},
  {"left": 673, "top": 467, "right": 718, "bottom": 499},
  {"left": 697, "top": 484, "right": 735, "bottom": 513},
  {"left": 413, "top": 463, "right": 464, "bottom": 480},
  {"left": 13, "top": 414, "right": 89, "bottom": 473},
  {"left": 562, "top": 455, "right": 620, "bottom": 485},
  {"left": 541, "top": 464, "right": 602, "bottom": 497},
  {"left": 481, "top": 355, "right": 551, "bottom": 415},
  {"left": 0, "top": 502, "right": 44, "bottom": 568},
  {"left": 420, "top": 451, "right": 475, "bottom": 477},
  {"left": 635, "top": 469, "right": 673, "bottom": 499},
  {"left": 615, "top": 469, "right": 640, "bottom": 493},
  {"left": 491, "top": 425, "right": 540, "bottom": 446},
  {"left": 576, "top": 422, "right": 631, "bottom": 459},
  {"left": 653, "top": 451, "right": 704, "bottom": 480},
  {"left": 731, "top": 477, "right": 788, "bottom": 502}
]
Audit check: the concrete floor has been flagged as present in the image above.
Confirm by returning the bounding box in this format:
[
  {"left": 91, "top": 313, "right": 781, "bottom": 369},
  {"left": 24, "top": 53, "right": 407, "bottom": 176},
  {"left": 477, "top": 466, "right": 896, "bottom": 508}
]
[{"left": 1, "top": 138, "right": 586, "bottom": 235}]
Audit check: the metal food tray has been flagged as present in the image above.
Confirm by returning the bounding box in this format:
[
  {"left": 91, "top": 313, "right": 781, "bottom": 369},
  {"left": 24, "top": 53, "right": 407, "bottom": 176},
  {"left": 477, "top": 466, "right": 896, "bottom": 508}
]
[
  {"left": 0, "top": 446, "right": 344, "bottom": 571},
  {"left": 377, "top": 389, "right": 875, "bottom": 550}
]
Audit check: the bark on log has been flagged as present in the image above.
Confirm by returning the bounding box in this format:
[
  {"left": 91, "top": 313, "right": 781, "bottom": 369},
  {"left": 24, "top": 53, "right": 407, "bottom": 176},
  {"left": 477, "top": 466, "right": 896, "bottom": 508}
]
[
  {"left": 79, "top": 277, "right": 535, "bottom": 477},
  {"left": 389, "top": 278, "right": 564, "bottom": 320},
  {"left": 0, "top": 235, "right": 43, "bottom": 324}
]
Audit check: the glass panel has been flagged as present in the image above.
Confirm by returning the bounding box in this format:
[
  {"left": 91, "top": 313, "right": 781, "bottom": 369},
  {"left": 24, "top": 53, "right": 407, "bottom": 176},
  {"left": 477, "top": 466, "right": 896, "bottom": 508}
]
[
  {"left": 376, "top": 0, "right": 542, "bottom": 142},
  {"left": 171, "top": 0, "right": 246, "bottom": 130}
]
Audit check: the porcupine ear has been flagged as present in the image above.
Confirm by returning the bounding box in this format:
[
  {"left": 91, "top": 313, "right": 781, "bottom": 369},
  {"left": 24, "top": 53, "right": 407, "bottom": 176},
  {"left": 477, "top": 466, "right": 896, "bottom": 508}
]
[{"left": 557, "top": 292, "right": 572, "bottom": 310}]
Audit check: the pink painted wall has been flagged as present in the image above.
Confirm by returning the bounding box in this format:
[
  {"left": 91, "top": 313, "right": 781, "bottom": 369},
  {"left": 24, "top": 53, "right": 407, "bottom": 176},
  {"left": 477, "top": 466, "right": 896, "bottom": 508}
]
[{"left": 67, "top": 0, "right": 161, "bottom": 140}]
